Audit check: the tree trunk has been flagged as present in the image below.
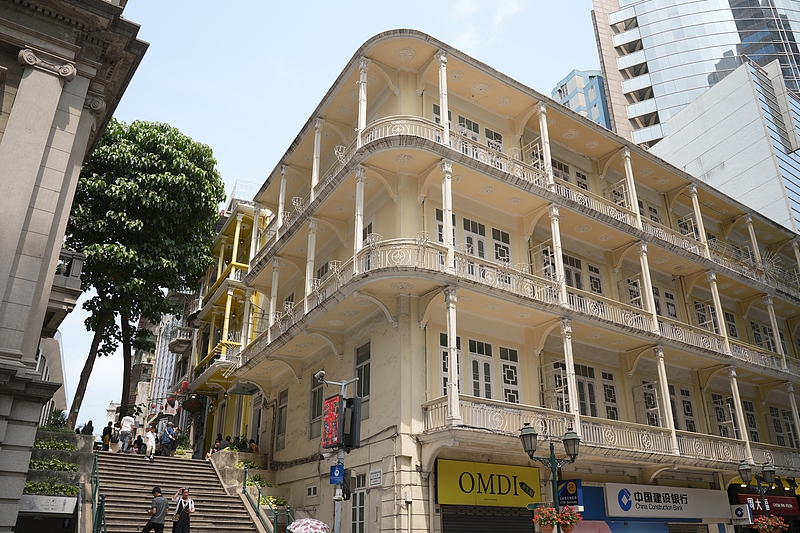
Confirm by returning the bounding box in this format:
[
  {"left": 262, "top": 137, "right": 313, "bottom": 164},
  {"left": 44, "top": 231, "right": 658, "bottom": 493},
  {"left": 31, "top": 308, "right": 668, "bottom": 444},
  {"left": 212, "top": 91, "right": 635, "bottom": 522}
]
[
  {"left": 120, "top": 308, "right": 133, "bottom": 415},
  {"left": 67, "top": 309, "right": 112, "bottom": 429}
]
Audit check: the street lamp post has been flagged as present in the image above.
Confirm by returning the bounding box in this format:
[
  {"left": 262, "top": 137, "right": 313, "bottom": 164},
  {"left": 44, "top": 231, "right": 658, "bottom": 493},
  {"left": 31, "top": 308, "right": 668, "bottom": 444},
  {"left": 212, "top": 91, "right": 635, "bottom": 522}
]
[
  {"left": 520, "top": 422, "right": 581, "bottom": 532},
  {"left": 738, "top": 461, "right": 776, "bottom": 517}
]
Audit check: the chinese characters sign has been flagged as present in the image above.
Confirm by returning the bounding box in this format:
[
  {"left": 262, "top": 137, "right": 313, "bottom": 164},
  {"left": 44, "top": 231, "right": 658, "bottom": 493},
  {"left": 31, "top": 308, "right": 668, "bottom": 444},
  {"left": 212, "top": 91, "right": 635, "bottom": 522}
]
[
  {"left": 605, "top": 483, "right": 730, "bottom": 518},
  {"left": 321, "top": 394, "right": 343, "bottom": 448},
  {"left": 737, "top": 494, "right": 800, "bottom": 516}
]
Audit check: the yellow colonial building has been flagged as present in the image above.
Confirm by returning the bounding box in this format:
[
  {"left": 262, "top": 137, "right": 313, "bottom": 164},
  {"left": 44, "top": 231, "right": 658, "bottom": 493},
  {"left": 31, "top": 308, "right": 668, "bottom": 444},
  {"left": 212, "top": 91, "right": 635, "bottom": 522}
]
[{"left": 190, "top": 31, "right": 800, "bottom": 533}]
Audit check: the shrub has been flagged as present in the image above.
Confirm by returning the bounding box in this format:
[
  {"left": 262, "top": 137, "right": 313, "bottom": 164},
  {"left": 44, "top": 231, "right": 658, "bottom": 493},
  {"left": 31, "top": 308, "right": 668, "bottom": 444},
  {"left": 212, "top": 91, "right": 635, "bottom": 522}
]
[
  {"left": 24, "top": 477, "right": 80, "bottom": 496},
  {"left": 245, "top": 474, "right": 273, "bottom": 488},
  {"left": 259, "top": 495, "right": 286, "bottom": 507},
  {"left": 229, "top": 435, "right": 251, "bottom": 452},
  {"left": 34, "top": 438, "right": 78, "bottom": 451},
  {"left": 29, "top": 455, "right": 79, "bottom": 472},
  {"left": 235, "top": 459, "right": 263, "bottom": 470},
  {"left": 39, "top": 409, "right": 71, "bottom": 432}
]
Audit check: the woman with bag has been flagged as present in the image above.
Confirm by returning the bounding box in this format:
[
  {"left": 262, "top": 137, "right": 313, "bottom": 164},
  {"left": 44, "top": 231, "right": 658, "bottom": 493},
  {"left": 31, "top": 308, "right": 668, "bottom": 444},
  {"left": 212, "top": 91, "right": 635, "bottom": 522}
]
[{"left": 171, "top": 487, "right": 195, "bottom": 533}]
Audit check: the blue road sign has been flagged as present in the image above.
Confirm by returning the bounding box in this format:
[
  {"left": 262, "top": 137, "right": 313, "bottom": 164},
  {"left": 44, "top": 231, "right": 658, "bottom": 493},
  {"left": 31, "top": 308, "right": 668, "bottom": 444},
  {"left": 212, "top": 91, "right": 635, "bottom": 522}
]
[{"left": 330, "top": 464, "right": 344, "bottom": 484}]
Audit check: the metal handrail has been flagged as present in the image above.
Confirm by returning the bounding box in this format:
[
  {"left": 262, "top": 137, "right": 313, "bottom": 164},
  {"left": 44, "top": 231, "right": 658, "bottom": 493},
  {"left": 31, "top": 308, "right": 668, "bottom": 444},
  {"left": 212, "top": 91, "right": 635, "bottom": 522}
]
[
  {"left": 242, "top": 468, "right": 292, "bottom": 532},
  {"left": 91, "top": 452, "right": 106, "bottom": 533}
]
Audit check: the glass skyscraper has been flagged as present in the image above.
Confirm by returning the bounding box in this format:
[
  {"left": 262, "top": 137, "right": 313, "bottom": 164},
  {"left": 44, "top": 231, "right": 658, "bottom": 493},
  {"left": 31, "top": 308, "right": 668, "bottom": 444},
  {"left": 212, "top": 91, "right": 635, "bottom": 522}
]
[{"left": 593, "top": 0, "right": 800, "bottom": 145}]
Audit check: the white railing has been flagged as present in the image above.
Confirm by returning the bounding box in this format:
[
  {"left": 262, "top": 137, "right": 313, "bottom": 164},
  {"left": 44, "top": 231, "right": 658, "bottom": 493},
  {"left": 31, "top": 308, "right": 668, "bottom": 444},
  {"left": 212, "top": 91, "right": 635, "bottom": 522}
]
[
  {"left": 453, "top": 251, "right": 560, "bottom": 305},
  {"left": 581, "top": 417, "right": 673, "bottom": 454},
  {"left": 552, "top": 181, "right": 637, "bottom": 226},
  {"left": 642, "top": 219, "right": 703, "bottom": 256},
  {"left": 567, "top": 289, "right": 653, "bottom": 332},
  {"left": 751, "top": 443, "right": 800, "bottom": 469},
  {"left": 729, "top": 339, "right": 784, "bottom": 372},
  {"left": 676, "top": 431, "right": 746, "bottom": 462},
  {"left": 657, "top": 317, "right": 725, "bottom": 353}
]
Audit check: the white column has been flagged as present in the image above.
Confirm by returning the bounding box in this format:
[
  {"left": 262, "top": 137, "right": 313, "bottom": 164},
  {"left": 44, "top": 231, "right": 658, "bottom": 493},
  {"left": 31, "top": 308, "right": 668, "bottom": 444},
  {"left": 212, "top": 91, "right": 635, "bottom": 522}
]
[
  {"left": 441, "top": 159, "right": 455, "bottom": 270},
  {"left": 437, "top": 50, "right": 450, "bottom": 146},
  {"left": 444, "top": 285, "right": 462, "bottom": 426},
  {"left": 786, "top": 383, "right": 800, "bottom": 446},
  {"left": 222, "top": 288, "right": 235, "bottom": 345},
  {"left": 240, "top": 288, "right": 253, "bottom": 348},
  {"left": 706, "top": 272, "right": 732, "bottom": 355},
  {"left": 231, "top": 213, "right": 244, "bottom": 267},
  {"left": 727, "top": 366, "right": 753, "bottom": 462},
  {"left": 353, "top": 166, "right": 366, "bottom": 274},
  {"left": 560, "top": 318, "right": 581, "bottom": 435},
  {"left": 278, "top": 165, "right": 288, "bottom": 231},
  {"left": 249, "top": 203, "right": 261, "bottom": 263},
  {"left": 304, "top": 218, "right": 318, "bottom": 314},
  {"left": 356, "top": 58, "right": 370, "bottom": 148},
  {"left": 654, "top": 346, "right": 679, "bottom": 454},
  {"left": 268, "top": 257, "right": 281, "bottom": 343},
  {"left": 538, "top": 104, "right": 554, "bottom": 186},
  {"left": 743, "top": 215, "right": 763, "bottom": 271},
  {"left": 311, "top": 118, "right": 324, "bottom": 200},
  {"left": 792, "top": 240, "right": 800, "bottom": 275},
  {"left": 216, "top": 237, "right": 228, "bottom": 281},
  {"left": 637, "top": 242, "right": 660, "bottom": 334},
  {"left": 688, "top": 185, "right": 710, "bottom": 258},
  {"left": 621, "top": 148, "right": 643, "bottom": 229},
  {"left": 549, "top": 206, "right": 569, "bottom": 306},
  {"left": 764, "top": 295, "right": 787, "bottom": 368}
]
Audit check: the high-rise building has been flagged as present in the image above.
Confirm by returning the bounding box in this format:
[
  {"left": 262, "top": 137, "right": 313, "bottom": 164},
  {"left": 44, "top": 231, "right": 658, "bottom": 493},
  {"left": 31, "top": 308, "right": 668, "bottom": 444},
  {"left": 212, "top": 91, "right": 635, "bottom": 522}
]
[
  {"left": 0, "top": 1, "right": 146, "bottom": 530},
  {"left": 652, "top": 58, "right": 800, "bottom": 234},
  {"left": 195, "top": 29, "right": 800, "bottom": 533},
  {"left": 593, "top": 0, "right": 800, "bottom": 146},
  {"left": 552, "top": 69, "right": 611, "bottom": 129}
]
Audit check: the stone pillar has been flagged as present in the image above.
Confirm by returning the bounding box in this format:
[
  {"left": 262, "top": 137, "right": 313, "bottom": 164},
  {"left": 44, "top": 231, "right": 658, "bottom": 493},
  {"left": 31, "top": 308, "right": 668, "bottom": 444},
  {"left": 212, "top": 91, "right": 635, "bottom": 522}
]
[
  {"left": 353, "top": 167, "right": 366, "bottom": 275},
  {"left": 727, "top": 366, "right": 753, "bottom": 462},
  {"left": 537, "top": 104, "right": 553, "bottom": 186},
  {"left": 437, "top": 50, "right": 450, "bottom": 146},
  {"left": 792, "top": 240, "right": 800, "bottom": 275},
  {"left": 743, "top": 215, "right": 763, "bottom": 271},
  {"left": 231, "top": 213, "right": 244, "bottom": 266},
  {"left": 654, "top": 346, "right": 679, "bottom": 454},
  {"left": 561, "top": 318, "right": 581, "bottom": 435},
  {"left": 0, "top": 49, "right": 75, "bottom": 311},
  {"left": 786, "top": 383, "right": 800, "bottom": 446},
  {"left": 278, "top": 165, "right": 288, "bottom": 231},
  {"left": 764, "top": 295, "right": 787, "bottom": 369},
  {"left": 222, "top": 288, "right": 235, "bottom": 345},
  {"left": 312, "top": 118, "right": 324, "bottom": 199},
  {"left": 241, "top": 288, "right": 253, "bottom": 348},
  {"left": 706, "top": 272, "right": 732, "bottom": 354},
  {"left": 688, "top": 185, "right": 710, "bottom": 258},
  {"left": 268, "top": 258, "right": 281, "bottom": 343},
  {"left": 444, "top": 286, "right": 461, "bottom": 426},
  {"left": 621, "top": 148, "right": 642, "bottom": 229},
  {"left": 441, "top": 159, "right": 455, "bottom": 270},
  {"left": 637, "top": 242, "right": 660, "bottom": 334},
  {"left": 216, "top": 237, "right": 228, "bottom": 281},
  {"left": 356, "top": 58, "right": 369, "bottom": 148},
  {"left": 304, "top": 218, "right": 318, "bottom": 314},
  {"left": 548, "top": 206, "right": 569, "bottom": 306},
  {"left": 250, "top": 204, "right": 261, "bottom": 263}
]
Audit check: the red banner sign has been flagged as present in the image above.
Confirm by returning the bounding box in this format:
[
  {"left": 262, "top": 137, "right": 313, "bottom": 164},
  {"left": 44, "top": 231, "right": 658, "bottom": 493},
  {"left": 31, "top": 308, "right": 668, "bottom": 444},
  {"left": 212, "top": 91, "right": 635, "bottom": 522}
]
[
  {"left": 321, "top": 394, "right": 343, "bottom": 448},
  {"left": 737, "top": 494, "right": 800, "bottom": 516}
]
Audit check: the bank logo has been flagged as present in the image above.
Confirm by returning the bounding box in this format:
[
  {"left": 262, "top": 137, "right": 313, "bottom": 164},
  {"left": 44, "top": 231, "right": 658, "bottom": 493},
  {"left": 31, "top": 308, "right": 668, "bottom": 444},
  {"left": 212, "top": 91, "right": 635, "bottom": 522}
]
[
  {"left": 618, "top": 488, "right": 632, "bottom": 512},
  {"left": 735, "top": 507, "right": 744, "bottom": 518}
]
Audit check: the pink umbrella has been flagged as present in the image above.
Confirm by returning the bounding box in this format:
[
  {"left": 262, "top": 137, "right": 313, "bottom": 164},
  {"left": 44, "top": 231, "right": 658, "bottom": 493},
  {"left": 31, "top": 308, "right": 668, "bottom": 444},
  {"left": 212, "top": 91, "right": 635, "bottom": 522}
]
[{"left": 287, "top": 518, "right": 331, "bottom": 533}]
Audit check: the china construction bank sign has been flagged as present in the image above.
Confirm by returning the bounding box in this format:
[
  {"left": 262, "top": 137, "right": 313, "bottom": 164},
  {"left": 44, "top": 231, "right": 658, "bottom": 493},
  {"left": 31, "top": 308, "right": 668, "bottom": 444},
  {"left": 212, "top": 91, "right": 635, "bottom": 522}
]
[
  {"left": 605, "top": 483, "right": 731, "bottom": 519},
  {"left": 437, "top": 459, "right": 541, "bottom": 507}
]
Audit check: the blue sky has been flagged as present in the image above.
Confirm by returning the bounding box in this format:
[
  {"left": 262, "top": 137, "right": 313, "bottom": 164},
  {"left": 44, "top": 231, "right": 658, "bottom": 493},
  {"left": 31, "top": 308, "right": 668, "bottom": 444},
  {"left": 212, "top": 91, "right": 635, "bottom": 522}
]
[{"left": 60, "top": 0, "right": 599, "bottom": 431}]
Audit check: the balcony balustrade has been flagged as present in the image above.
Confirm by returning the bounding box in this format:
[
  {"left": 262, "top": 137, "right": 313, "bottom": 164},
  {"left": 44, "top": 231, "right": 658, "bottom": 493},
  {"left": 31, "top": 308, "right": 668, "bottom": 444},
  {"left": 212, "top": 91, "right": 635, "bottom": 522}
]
[
  {"left": 422, "top": 395, "right": 800, "bottom": 469},
  {"left": 249, "top": 115, "right": 800, "bottom": 299},
  {"left": 203, "top": 261, "right": 248, "bottom": 304}
]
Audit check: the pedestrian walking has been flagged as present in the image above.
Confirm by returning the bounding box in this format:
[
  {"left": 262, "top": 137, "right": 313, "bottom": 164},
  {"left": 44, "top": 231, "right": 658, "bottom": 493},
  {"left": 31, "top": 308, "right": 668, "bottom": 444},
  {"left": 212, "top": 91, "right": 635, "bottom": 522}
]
[
  {"left": 141, "top": 486, "right": 168, "bottom": 533},
  {"left": 101, "top": 422, "right": 113, "bottom": 451},
  {"left": 120, "top": 413, "right": 135, "bottom": 453},
  {"left": 109, "top": 422, "right": 121, "bottom": 453},
  {"left": 162, "top": 422, "right": 176, "bottom": 457},
  {"left": 145, "top": 426, "right": 156, "bottom": 462},
  {"left": 80, "top": 420, "right": 94, "bottom": 435},
  {"left": 171, "top": 487, "right": 195, "bottom": 533}
]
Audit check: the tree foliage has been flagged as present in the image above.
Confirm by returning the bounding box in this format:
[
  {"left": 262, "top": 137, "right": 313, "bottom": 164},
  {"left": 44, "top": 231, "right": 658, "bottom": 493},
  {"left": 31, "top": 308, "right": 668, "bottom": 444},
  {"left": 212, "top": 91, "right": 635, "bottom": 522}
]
[{"left": 65, "top": 119, "right": 225, "bottom": 427}]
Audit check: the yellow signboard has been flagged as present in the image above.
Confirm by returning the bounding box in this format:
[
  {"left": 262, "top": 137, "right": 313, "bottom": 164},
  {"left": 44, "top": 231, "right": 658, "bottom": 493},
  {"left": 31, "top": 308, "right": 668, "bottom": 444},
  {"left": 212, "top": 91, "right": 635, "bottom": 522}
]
[{"left": 437, "top": 459, "right": 541, "bottom": 507}]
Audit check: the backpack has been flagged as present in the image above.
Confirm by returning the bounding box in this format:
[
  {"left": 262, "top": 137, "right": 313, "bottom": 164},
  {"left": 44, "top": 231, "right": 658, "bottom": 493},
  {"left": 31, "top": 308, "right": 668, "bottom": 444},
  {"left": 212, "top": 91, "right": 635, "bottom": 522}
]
[{"left": 110, "top": 429, "right": 120, "bottom": 443}]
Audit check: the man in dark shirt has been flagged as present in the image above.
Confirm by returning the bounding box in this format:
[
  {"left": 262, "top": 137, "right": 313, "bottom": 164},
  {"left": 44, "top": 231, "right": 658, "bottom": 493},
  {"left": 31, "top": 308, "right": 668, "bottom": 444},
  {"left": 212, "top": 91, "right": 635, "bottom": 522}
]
[{"left": 141, "top": 486, "right": 168, "bottom": 533}]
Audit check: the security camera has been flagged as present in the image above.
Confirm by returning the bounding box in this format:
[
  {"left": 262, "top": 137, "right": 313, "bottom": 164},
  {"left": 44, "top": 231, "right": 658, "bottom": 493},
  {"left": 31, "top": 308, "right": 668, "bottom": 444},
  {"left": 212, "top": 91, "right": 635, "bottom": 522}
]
[{"left": 314, "top": 370, "right": 326, "bottom": 383}]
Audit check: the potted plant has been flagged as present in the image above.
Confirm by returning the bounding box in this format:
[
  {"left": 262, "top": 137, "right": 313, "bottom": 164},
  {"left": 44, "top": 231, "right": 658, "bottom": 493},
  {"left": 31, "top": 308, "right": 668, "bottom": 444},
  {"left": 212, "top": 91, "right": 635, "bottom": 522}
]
[
  {"left": 558, "top": 506, "right": 582, "bottom": 533},
  {"left": 753, "top": 515, "right": 788, "bottom": 533},
  {"left": 533, "top": 506, "right": 559, "bottom": 532}
]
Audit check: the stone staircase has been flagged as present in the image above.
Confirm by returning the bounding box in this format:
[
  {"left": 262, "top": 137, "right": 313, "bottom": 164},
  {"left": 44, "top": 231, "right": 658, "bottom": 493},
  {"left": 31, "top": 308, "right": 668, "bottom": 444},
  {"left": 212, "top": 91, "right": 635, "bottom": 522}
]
[{"left": 96, "top": 452, "right": 258, "bottom": 533}]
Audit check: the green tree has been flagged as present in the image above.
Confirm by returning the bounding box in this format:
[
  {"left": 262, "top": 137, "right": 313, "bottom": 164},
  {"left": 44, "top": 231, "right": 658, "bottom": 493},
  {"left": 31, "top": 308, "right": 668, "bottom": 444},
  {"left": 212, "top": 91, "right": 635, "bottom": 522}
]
[{"left": 65, "top": 119, "right": 225, "bottom": 429}]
